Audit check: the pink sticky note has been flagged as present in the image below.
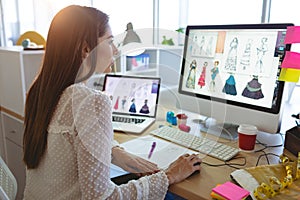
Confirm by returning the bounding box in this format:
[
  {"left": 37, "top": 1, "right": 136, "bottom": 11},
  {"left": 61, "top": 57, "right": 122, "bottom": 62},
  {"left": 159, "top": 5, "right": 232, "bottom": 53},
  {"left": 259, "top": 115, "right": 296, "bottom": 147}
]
[
  {"left": 212, "top": 181, "right": 250, "bottom": 200},
  {"left": 285, "top": 26, "right": 300, "bottom": 44},
  {"left": 281, "top": 51, "right": 300, "bottom": 69}
]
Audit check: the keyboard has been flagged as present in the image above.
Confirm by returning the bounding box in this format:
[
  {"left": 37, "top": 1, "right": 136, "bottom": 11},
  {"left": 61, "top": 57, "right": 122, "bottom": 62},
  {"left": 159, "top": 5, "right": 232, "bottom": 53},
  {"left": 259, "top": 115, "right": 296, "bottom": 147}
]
[
  {"left": 112, "top": 116, "right": 145, "bottom": 124},
  {"left": 150, "top": 126, "right": 239, "bottom": 161}
]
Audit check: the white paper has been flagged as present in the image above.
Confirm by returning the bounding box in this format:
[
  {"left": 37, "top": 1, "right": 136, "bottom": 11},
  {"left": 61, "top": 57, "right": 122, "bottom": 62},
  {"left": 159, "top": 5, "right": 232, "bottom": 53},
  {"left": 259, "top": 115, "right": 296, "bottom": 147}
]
[{"left": 120, "top": 135, "right": 197, "bottom": 169}]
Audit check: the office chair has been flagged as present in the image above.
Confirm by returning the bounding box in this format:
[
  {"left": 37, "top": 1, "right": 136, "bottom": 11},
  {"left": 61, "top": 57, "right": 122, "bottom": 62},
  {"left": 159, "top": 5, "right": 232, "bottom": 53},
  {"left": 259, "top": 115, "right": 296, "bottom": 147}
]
[{"left": 0, "top": 156, "right": 17, "bottom": 200}]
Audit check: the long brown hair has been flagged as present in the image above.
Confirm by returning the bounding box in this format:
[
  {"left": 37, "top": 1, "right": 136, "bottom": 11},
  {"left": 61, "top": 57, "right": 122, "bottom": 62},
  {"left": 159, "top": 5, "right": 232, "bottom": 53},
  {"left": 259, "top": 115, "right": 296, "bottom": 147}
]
[{"left": 23, "top": 5, "right": 109, "bottom": 169}]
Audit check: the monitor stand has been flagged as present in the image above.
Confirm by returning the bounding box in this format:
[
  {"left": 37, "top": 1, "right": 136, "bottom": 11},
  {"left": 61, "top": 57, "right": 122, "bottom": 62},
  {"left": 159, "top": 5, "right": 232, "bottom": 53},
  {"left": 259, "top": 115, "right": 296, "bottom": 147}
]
[{"left": 192, "top": 118, "right": 239, "bottom": 141}]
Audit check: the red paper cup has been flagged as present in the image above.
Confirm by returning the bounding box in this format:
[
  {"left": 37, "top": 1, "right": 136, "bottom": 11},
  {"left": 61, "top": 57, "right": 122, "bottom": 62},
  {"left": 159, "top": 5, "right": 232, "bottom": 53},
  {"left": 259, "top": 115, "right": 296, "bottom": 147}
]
[{"left": 238, "top": 124, "right": 258, "bottom": 152}]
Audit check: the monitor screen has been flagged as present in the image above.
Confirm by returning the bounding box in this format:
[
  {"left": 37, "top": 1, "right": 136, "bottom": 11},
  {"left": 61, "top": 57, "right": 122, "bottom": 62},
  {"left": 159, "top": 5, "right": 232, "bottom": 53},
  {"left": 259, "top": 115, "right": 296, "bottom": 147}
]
[{"left": 177, "top": 23, "right": 293, "bottom": 135}]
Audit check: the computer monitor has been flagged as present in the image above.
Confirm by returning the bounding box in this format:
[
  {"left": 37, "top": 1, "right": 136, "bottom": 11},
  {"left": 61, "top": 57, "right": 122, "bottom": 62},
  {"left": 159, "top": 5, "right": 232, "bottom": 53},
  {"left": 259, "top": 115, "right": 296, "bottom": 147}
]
[{"left": 177, "top": 23, "right": 293, "bottom": 140}]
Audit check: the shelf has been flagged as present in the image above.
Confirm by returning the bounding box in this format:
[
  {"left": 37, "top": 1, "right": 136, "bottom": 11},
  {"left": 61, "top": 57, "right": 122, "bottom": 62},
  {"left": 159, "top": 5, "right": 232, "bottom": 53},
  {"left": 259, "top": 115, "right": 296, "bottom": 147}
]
[{"left": 118, "top": 46, "right": 183, "bottom": 77}]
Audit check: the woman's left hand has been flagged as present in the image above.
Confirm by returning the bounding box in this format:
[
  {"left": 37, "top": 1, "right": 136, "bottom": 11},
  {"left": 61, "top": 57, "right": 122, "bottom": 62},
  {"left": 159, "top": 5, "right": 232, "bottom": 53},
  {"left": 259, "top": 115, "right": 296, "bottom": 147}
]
[{"left": 111, "top": 146, "right": 160, "bottom": 176}]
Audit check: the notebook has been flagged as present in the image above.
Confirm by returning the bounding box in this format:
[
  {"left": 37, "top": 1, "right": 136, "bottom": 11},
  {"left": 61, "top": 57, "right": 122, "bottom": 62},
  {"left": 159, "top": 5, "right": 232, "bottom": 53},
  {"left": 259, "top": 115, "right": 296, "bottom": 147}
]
[
  {"left": 103, "top": 74, "right": 161, "bottom": 134},
  {"left": 110, "top": 135, "right": 197, "bottom": 183}
]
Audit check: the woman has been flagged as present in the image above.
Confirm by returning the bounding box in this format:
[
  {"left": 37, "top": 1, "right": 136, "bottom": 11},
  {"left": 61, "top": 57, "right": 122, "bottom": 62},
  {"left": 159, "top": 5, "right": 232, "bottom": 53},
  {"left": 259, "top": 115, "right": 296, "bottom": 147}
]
[{"left": 23, "top": 5, "right": 201, "bottom": 199}]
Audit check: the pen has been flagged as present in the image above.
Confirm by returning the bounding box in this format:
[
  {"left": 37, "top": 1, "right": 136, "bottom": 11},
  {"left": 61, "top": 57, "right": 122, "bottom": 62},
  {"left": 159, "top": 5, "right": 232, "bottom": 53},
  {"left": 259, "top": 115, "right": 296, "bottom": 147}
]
[{"left": 148, "top": 142, "right": 156, "bottom": 159}]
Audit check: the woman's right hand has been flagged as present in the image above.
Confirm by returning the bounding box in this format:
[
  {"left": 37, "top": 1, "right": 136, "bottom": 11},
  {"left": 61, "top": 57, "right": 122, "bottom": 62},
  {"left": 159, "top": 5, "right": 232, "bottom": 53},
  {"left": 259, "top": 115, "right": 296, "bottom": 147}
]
[{"left": 165, "top": 154, "right": 202, "bottom": 185}]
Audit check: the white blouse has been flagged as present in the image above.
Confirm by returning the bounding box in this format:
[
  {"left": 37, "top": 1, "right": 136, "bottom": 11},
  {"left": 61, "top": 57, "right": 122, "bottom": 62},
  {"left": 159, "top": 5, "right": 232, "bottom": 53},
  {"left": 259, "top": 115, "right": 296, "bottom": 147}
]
[{"left": 23, "top": 83, "right": 169, "bottom": 200}]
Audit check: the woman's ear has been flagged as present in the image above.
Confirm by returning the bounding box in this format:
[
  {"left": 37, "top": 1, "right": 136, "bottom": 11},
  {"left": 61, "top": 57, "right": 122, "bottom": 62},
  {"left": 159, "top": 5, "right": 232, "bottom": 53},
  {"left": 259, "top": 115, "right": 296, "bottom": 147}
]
[{"left": 82, "top": 41, "right": 91, "bottom": 59}]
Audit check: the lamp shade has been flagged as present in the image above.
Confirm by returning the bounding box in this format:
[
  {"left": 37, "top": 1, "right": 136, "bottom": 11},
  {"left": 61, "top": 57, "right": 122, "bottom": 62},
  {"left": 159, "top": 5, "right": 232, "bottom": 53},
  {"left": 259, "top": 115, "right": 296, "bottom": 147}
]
[
  {"left": 121, "top": 22, "right": 145, "bottom": 56},
  {"left": 123, "top": 22, "right": 141, "bottom": 45}
]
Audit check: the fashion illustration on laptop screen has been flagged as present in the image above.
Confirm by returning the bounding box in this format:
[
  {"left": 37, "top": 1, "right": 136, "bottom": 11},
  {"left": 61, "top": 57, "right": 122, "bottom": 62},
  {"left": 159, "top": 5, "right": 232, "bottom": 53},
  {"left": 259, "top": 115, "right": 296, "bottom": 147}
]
[{"left": 103, "top": 75, "right": 160, "bottom": 117}]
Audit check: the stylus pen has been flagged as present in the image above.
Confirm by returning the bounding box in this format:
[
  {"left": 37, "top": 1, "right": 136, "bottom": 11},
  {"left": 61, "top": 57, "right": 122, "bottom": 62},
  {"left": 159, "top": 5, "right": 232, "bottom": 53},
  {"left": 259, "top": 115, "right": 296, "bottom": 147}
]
[{"left": 148, "top": 142, "right": 156, "bottom": 159}]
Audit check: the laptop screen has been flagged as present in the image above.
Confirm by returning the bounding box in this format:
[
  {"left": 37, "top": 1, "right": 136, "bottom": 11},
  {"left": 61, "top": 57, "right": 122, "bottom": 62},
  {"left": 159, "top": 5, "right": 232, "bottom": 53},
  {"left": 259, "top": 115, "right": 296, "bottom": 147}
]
[{"left": 103, "top": 74, "right": 161, "bottom": 118}]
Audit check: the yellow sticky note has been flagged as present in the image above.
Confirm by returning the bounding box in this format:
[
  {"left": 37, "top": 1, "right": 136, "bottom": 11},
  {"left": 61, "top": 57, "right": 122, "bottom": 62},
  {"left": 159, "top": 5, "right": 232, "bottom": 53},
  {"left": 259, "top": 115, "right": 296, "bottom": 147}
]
[{"left": 279, "top": 68, "right": 300, "bottom": 82}]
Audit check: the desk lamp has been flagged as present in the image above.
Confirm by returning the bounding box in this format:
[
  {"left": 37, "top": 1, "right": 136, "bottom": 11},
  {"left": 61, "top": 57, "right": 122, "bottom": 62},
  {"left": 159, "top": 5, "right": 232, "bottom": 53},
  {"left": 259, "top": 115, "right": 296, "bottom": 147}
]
[
  {"left": 120, "top": 22, "right": 145, "bottom": 56},
  {"left": 123, "top": 22, "right": 141, "bottom": 45}
]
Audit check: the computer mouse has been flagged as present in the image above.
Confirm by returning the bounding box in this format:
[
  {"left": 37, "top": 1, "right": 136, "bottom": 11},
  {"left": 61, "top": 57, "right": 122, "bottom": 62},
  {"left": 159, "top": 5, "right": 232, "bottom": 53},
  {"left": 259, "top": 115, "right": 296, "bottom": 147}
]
[
  {"left": 187, "top": 162, "right": 201, "bottom": 178},
  {"left": 189, "top": 169, "right": 200, "bottom": 177}
]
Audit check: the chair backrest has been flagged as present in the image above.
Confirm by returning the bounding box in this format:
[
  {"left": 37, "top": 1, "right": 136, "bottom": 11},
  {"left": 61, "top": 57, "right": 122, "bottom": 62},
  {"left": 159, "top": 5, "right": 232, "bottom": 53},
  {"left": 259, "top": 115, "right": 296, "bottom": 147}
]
[{"left": 0, "top": 156, "right": 17, "bottom": 200}]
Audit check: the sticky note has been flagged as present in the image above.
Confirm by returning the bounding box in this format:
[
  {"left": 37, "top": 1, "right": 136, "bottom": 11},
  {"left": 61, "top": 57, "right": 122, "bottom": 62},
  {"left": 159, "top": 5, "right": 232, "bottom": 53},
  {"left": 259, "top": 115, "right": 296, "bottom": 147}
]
[
  {"left": 281, "top": 51, "right": 300, "bottom": 69},
  {"left": 279, "top": 68, "right": 300, "bottom": 82},
  {"left": 210, "top": 191, "right": 226, "bottom": 200},
  {"left": 285, "top": 26, "right": 300, "bottom": 44},
  {"left": 212, "top": 181, "right": 250, "bottom": 200}
]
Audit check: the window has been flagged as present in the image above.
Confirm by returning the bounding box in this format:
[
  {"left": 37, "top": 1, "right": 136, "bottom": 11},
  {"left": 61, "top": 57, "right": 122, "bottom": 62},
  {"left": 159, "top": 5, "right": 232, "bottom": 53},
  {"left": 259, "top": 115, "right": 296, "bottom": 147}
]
[
  {"left": 269, "top": 0, "right": 300, "bottom": 25},
  {"left": 0, "top": 0, "right": 293, "bottom": 47},
  {"left": 1, "top": 0, "right": 20, "bottom": 45},
  {"left": 188, "top": 0, "right": 262, "bottom": 25},
  {"left": 1, "top": 0, "right": 92, "bottom": 45},
  {"left": 93, "top": 0, "right": 153, "bottom": 44},
  {"left": 158, "top": 0, "right": 263, "bottom": 46},
  {"left": 31, "top": 0, "right": 92, "bottom": 38}
]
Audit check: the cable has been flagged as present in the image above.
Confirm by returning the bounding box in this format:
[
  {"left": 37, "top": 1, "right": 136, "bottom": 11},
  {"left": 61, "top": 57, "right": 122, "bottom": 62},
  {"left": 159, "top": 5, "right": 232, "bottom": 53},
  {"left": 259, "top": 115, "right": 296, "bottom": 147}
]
[
  {"left": 254, "top": 132, "right": 284, "bottom": 152},
  {"left": 202, "top": 156, "right": 247, "bottom": 169},
  {"left": 255, "top": 152, "right": 281, "bottom": 166}
]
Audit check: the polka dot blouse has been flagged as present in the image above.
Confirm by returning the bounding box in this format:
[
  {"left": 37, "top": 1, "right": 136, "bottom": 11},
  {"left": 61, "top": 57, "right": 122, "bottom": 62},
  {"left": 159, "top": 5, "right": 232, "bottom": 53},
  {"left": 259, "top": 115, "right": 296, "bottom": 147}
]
[{"left": 23, "top": 83, "right": 169, "bottom": 200}]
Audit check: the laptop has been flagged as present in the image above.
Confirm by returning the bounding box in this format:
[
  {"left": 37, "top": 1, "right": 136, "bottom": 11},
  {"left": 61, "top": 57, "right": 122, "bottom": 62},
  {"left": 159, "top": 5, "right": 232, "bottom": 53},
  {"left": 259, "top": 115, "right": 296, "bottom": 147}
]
[{"left": 103, "top": 74, "right": 161, "bottom": 134}]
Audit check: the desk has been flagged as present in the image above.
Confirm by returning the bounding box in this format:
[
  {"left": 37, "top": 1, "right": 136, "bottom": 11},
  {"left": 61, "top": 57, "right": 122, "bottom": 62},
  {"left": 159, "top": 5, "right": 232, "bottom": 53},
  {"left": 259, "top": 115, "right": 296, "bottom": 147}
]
[{"left": 113, "top": 109, "right": 293, "bottom": 199}]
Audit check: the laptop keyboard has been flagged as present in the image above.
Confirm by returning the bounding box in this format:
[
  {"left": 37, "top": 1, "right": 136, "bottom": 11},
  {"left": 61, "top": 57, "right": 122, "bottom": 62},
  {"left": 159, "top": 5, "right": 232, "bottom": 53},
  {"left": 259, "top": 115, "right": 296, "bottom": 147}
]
[{"left": 112, "top": 116, "right": 145, "bottom": 124}]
